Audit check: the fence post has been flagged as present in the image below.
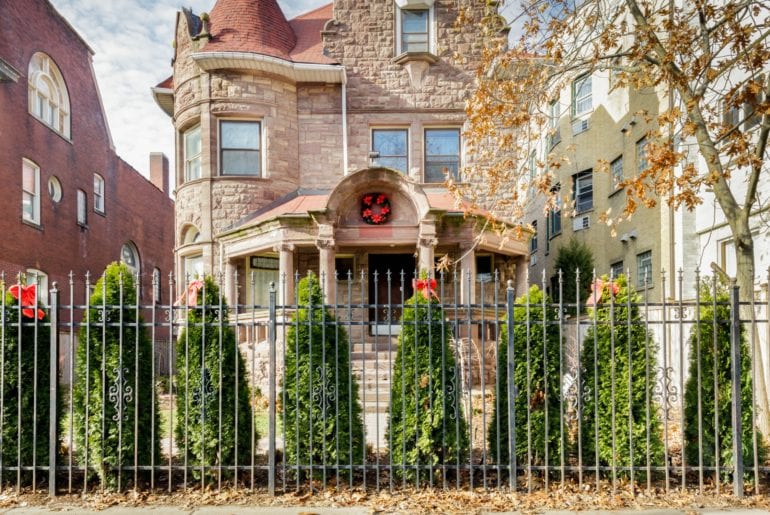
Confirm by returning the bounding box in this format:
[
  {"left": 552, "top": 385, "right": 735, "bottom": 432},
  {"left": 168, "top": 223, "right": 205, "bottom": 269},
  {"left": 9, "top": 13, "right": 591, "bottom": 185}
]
[
  {"left": 48, "top": 283, "right": 59, "bottom": 497},
  {"left": 729, "top": 279, "right": 744, "bottom": 497},
  {"left": 506, "top": 280, "right": 516, "bottom": 491},
  {"left": 268, "top": 282, "right": 277, "bottom": 496}
]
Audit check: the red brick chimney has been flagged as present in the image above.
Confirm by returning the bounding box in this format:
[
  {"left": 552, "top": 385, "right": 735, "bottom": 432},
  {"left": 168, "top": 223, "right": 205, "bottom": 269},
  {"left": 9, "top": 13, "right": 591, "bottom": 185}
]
[{"left": 149, "top": 152, "right": 169, "bottom": 193}]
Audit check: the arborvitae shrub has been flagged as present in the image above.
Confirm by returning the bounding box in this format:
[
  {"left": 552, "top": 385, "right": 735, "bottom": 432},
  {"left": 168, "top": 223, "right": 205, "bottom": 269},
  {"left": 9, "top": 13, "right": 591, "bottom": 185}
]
[
  {"left": 72, "top": 263, "right": 160, "bottom": 488},
  {"left": 553, "top": 238, "right": 595, "bottom": 315},
  {"left": 174, "top": 276, "right": 253, "bottom": 481},
  {"left": 281, "top": 273, "right": 364, "bottom": 480},
  {"left": 489, "top": 285, "right": 562, "bottom": 466},
  {"left": 0, "top": 281, "right": 54, "bottom": 483},
  {"left": 387, "top": 279, "right": 468, "bottom": 481},
  {"left": 579, "top": 275, "right": 663, "bottom": 474},
  {"left": 683, "top": 279, "right": 764, "bottom": 470}
]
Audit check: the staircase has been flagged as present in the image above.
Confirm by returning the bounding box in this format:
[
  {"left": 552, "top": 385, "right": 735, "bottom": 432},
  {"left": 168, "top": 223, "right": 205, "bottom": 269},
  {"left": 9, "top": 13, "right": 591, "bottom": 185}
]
[{"left": 350, "top": 336, "right": 397, "bottom": 450}]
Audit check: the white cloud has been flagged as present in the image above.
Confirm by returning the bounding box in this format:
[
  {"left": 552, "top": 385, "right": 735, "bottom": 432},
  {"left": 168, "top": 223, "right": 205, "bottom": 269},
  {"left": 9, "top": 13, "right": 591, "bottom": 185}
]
[{"left": 48, "top": 0, "right": 328, "bottom": 179}]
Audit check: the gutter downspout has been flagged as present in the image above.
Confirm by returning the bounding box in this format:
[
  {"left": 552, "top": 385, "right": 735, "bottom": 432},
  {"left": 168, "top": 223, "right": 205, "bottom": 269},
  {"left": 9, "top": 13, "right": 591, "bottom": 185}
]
[{"left": 342, "top": 70, "right": 348, "bottom": 174}]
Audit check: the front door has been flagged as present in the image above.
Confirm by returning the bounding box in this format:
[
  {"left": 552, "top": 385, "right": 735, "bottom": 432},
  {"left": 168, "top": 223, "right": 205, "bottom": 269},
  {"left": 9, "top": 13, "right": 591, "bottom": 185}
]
[{"left": 368, "top": 254, "right": 415, "bottom": 334}]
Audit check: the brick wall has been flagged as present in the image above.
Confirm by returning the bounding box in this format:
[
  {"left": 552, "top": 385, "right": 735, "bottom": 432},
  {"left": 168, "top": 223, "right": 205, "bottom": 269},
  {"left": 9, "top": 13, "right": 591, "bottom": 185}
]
[{"left": 0, "top": 0, "right": 174, "bottom": 300}]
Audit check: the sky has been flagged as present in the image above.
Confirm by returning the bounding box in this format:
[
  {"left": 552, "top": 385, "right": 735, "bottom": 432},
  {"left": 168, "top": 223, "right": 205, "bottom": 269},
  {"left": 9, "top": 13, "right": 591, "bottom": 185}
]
[{"left": 48, "top": 0, "right": 329, "bottom": 179}]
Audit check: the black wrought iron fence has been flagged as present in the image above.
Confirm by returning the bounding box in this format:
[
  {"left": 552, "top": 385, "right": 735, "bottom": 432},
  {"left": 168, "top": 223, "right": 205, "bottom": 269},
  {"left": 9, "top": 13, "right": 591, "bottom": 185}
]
[{"left": 0, "top": 266, "right": 769, "bottom": 497}]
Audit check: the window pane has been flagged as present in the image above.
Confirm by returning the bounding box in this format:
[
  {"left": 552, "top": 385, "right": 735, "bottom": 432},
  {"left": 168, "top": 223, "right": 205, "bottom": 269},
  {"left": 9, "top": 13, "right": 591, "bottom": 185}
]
[
  {"left": 23, "top": 166, "right": 35, "bottom": 191},
  {"left": 637, "top": 251, "right": 652, "bottom": 287},
  {"left": 221, "top": 121, "right": 260, "bottom": 150},
  {"left": 402, "top": 10, "right": 428, "bottom": 33},
  {"left": 222, "top": 149, "right": 261, "bottom": 175},
  {"left": 425, "top": 129, "right": 460, "bottom": 182},
  {"left": 373, "top": 129, "right": 408, "bottom": 173},
  {"left": 575, "top": 173, "right": 593, "bottom": 212},
  {"left": 23, "top": 192, "right": 34, "bottom": 218},
  {"left": 185, "top": 127, "right": 201, "bottom": 155}
]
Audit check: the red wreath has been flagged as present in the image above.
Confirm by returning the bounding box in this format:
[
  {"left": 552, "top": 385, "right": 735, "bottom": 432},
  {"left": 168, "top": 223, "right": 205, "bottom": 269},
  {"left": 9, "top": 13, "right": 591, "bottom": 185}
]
[{"left": 361, "top": 193, "right": 391, "bottom": 225}]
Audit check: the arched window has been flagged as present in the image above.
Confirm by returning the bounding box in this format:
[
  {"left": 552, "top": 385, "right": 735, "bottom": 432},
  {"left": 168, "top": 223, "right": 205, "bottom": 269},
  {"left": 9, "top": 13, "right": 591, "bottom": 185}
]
[
  {"left": 121, "top": 241, "right": 140, "bottom": 277},
  {"left": 28, "top": 53, "right": 70, "bottom": 138},
  {"left": 182, "top": 225, "right": 200, "bottom": 245}
]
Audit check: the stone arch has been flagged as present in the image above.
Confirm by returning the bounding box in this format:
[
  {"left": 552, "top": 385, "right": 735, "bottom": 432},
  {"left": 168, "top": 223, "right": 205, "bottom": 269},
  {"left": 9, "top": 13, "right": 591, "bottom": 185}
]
[{"left": 325, "top": 167, "right": 431, "bottom": 227}]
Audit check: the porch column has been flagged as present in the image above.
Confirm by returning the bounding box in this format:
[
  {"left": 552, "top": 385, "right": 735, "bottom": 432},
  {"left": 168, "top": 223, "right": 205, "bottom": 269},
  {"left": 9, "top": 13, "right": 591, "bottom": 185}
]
[
  {"left": 317, "top": 223, "right": 336, "bottom": 303},
  {"left": 460, "top": 245, "right": 476, "bottom": 304},
  {"left": 418, "top": 219, "right": 437, "bottom": 275},
  {"left": 514, "top": 255, "right": 528, "bottom": 295},
  {"left": 224, "top": 259, "right": 236, "bottom": 306},
  {"left": 274, "top": 243, "right": 295, "bottom": 305}
]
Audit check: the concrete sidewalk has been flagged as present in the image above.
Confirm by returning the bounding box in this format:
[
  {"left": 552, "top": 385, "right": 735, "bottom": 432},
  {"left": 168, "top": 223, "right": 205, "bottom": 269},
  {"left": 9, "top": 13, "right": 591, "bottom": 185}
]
[{"left": 2, "top": 507, "right": 769, "bottom": 514}]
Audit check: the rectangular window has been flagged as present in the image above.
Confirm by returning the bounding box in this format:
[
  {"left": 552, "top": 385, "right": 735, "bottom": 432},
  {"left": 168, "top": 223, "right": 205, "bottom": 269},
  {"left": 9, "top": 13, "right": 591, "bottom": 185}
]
[
  {"left": 572, "top": 74, "right": 592, "bottom": 117},
  {"left": 636, "top": 137, "right": 648, "bottom": 173},
  {"left": 335, "top": 256, "right": 355, "bottom": 280},
  {"left": 183, "top": 254, "right": 203, "bottom": 281},
  {"left": 573, "top": 170, "right": 593, "bottom": 213},
  {"left": 93, "top": 174, "right": 105, "bottom": 213},
  {"left": 372, "top": 129, "right": 408, "bottom": 173},
  {"left": 250, "top": 256, "right": 279, "bottom": 306},
  {"left": 610, "top": 261, "right": 624, "bottom": 280},
  {"left": 22, "top": 159, "right": 40, "bottom": 225},
  {"left": 76, "top": 189, "right": 87, "bottom": 226},
  {"left": 220, "top": 120, "right": 261, "bottom": 176},
  {"left": 476, "top": 254, "right": 493, "bottom": 283},
  {"left": 548, "top": 99, "right": 561, "bottom": 148},
  {"left": 424, "top": 128, "right": 460, "bottom": 182},
  {"left": 611, "top": 155, "right": 623, "bottom": 188},
  {"left": 637, "top": 250, "right": 653, "bottom": 287},
  {"left": 530, "top": 220, "right": 538, "bottom": 253},
  {"left": 153, "top": 267, "right": 162, "bottom": 303},
  {"left": 548, "top": 201, "right": 562, "bottom": 238},
  {"left": 401, "top": 9, "right": 429, "bottom": 53},
  {"left": 184, "top": 125, "right": 202, "bottom": 181}
]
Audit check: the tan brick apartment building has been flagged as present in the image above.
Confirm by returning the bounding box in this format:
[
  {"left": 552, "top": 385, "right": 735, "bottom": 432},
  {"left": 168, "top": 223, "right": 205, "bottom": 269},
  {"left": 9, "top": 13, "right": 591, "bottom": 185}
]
[
  {"left": 153, "top": 0, "right": 529, "bottom": 310},
  {"left": 0, "top": 0, "right": 174, "bottom": 301}
]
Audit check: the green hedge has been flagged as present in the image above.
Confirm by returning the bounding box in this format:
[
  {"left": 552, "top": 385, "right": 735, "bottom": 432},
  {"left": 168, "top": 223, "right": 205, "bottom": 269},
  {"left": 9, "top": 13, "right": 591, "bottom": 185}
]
[
  {"left": 489, "top": 285, "right": 562, "bottom": 466},
  {"left": 683, "top": 279, "right": 764, "bottom": 470},
  {"left": 579, "top": 275, "right": 663, "bottom": 474},
  {"left": 387, "top": 282, "right": 468, "bottom": 481},
  {"left": 281, "top": 273, "right": 364, "bottom": 481},
  {"left": 174, "top": 276, "right": 253, "bottom": 481},
  {"left": 72, "top": 262, "right": 160, "bottom": 488},
  {"left": 0, "top": 281, "right": 55, "bottom": 484}
]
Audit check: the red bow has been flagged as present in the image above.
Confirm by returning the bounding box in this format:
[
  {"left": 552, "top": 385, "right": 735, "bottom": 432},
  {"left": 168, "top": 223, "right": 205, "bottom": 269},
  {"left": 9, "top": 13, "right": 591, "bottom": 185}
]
[
  {"left": 412, "top": 278, "right": 438, "bottom": 300},
  {"left": 586, "top": 279, "right": 620, "bottom": 306},
  {"left": 9, "top": 284, "right": 44, "bottom": 320},
  {"left": 175, "top": 280, "right": 204, "bottom": 306}
]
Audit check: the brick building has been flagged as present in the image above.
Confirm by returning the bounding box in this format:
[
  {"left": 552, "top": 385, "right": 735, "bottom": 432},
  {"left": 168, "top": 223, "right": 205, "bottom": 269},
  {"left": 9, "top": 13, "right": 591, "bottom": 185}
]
[
  {"left": 153, "top": 0, "right": 529, "bottom": 310},
  {"left": 0, "top": 0, "right": 174, "bottom": 302}
]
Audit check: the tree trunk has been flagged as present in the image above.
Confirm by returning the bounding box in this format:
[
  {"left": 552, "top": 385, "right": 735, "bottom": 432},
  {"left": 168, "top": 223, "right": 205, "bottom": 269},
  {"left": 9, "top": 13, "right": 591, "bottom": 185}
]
[{"left": 734, "top": 231, "right": 770, "bottom": 438}]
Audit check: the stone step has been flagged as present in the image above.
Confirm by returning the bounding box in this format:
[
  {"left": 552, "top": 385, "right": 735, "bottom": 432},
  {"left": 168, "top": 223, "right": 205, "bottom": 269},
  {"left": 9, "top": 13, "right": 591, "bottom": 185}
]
[
  {"left": 361, "top": 392, "right": 391, "bottom": 404},
  {"left": 351, "top": 342, "right": 396, "bottom": 352}
]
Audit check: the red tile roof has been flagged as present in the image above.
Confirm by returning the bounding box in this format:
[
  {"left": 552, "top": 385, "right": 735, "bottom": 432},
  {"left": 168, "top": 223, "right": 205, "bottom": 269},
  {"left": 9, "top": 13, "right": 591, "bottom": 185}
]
[
  {"left": 155, "top": 75, "right": 173, "bottom": 89},
  {"left": 289, "top": 3, "right": 336, "bottom": 64},
  {"left": 200, "top": 0, "right": 335, "bottom": 65},
  {"left": 204, "top": 0, "right": 296, "bottom": 60}
]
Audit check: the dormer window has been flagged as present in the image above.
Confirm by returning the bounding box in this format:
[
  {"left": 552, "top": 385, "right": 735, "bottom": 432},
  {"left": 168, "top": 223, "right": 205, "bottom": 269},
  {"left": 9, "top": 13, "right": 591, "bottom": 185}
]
[
  {"left": 28, "top": 53, "right": 70, "bottom": 138},
  {"left": 395, "top": 1, "right": 435, "bottom": 56}
]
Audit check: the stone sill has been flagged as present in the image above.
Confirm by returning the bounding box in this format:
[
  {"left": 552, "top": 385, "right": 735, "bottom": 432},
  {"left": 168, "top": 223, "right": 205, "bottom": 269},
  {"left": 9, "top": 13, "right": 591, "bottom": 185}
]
[{"left": 392, "top": 52, "right": 439, "bottom": 66}]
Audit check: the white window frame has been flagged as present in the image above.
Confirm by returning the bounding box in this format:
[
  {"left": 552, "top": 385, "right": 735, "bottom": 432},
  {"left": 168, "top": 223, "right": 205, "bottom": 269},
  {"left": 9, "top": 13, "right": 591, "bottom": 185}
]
[
  {"left": 571, "top": 74, "right": 592, "bottom": 117},
  {"left": 121, "top": 241, "right": 141, "bottom": 278},
  {"left": 76, "top": 189, "right": 87, "bottom": 226},
  {"left": 22, "top": 159, "right": 40, "bottom": 225},
  {"left": 637, "top": 250, "right": 653, "bottom": 288},
  {"left": 93, "top": 173, "right": 105, "bottom": 213},
  {"left": 26, "top": 269, "right": 48, "bottom": 301},
  {"left": 395, "top": 3, "right": 435, "bottom": 55},
  {"left": 573, "top": 170, "right": 593, "bottom": 213},
  {"left": 611, "top": 155, "right": 623, "bottom": 188},
  {"left": 184, "top": 125, "right": 202, "bottom": 181},
  {"left": 219, "top": 119, "right": 263, "bottom": 177},
  {"left": 371, "top": 127, "right": 410, "bottom": 173},
  {"left": 27, "top": 52, "right": 70, "bottom": 138}
]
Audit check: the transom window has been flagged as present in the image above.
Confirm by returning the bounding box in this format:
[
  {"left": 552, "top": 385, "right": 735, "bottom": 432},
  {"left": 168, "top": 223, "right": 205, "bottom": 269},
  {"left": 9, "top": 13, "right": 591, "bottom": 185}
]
[
  {"left": 220, "top": 120, "right": 261, "bottom": 176},
  {"left": 28, "top": 52, "right": 70, "bottom": 138},
  {"left": 93, "top": 173, "right": 105, "bottom": 213},
  {"left": 424, "top": 128, "right": 460, "bottom": 182},
  {"left": 184, "top": 125, "right": 201, "bottom": 181},
  {"left": 573, "top": 170, "right": 593, "bottom": 213},
  {"left": 372, "top": 129, "right": 408, "bottom": 173},
  {"left": 400, "top": 9, "right": 429, "bottom": 53},
  {"left": 22, "top": 159, "right": 40, "bottom": 225},
  {"left": 571, "top": 74, "right": 592, "bottom": 117}
]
